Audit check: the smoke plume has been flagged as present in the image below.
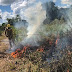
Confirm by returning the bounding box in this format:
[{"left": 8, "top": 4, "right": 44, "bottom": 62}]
[{"left": 13, "top": 2, "right": 46, "bottom": 47}]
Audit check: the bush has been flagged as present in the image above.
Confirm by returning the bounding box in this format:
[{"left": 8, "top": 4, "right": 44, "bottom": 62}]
[
  {"left": 8, "top": 63, "right": 16, "bottom": 70},
  {"left": 0, "top": 31, "right": 2, "bottom": 35}
]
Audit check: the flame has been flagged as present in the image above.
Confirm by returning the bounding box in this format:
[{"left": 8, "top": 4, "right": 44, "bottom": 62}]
[
  {"left": 37, "top": 46, "right": 44, "bottom": 52},
  {"left": 55, "top": 39, "right": 58, "bottom": 45},
  {"left": 67, "top": 69, "right": 69, "bottom": 72},
  {"left": 11, "top": 46, "right": 29, "bottom": 58},
  {"left": 55, "top": 34, "right": 59, "bottom": 45},
  {"left": 68, "top": 50, "right": 72, "bottom": 55}
]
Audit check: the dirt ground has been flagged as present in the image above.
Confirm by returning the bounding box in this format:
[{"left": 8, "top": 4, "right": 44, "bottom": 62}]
[
  {"left": 0, "top": 33, "right": 10, "bottom": 72},
  {"left": 0, "top": 33, "right": 71, "bottom": 72},
  {"left": 0, "top": 34, "right": 44, "bottom": 72}
]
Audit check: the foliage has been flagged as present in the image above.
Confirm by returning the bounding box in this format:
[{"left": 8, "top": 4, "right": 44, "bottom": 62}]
[
  {"left": 38, "top": 19, "right": 65, "bottom": 40},
  {"left": 11, "top": 25, "right": 27, "bottom": 44},
  {"left": 43, "top": 1, "right": 59, "bottom": 24},
  {"left": 8, "top": 63, "right": 16, "bottom": 70},
  {"left": 0, "top": 23, "right": 6, "bottom": 35},
  {"left": 49, "top": 51, "right": 72, "bottom": 72},
  {"left": 6, "top": 15, "right": 23, "bottom": 25},
  {"left": 43, "top": 1, "right": 67, "bottom": 24}
]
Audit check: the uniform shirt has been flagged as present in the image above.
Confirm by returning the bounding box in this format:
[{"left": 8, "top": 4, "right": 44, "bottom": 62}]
[{"left": 5, "top": 27, "right": 13, "bottom": 40}]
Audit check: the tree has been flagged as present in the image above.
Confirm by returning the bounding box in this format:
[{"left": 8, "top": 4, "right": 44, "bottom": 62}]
[
  {"left": 6, "top": 15, "right": 28, "bottom": 26},
  {"left": 2, "top": 23, "right": 5, "bottom": 26},
  {"left": 0, "top": 15, "right": 2, "bottom": 19},
  {"left": 15, "top": 15, "right": 21, "bottom": 22},
  {"left": 43, "top": 1, "right": 59, "bottom": 24},
  {"left": 6, "top": 18, "right": 14, "bottom": 25}
]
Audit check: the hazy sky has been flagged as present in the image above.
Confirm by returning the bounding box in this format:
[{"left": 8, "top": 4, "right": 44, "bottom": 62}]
[{"left": 0, "top": 0, "right": 72, "bottom": 24}]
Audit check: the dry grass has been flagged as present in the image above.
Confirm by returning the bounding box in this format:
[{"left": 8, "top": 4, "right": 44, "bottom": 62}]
[{"left": 0, "top": 31, "right": 72, "bottom": 72}]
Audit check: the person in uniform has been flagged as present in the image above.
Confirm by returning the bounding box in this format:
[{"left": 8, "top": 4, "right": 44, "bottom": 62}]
[{"left": 5, "top": 24, "right": 15, "bottom": 49}]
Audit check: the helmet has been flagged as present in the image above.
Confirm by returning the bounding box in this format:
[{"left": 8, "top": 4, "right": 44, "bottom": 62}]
[{"left": 7, "top": 24, "right": 10, "bottom": 27}]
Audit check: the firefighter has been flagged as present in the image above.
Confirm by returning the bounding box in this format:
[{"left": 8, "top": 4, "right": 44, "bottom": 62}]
[{"left": 5, "top": 24, "right": 15, "bottom": 49}]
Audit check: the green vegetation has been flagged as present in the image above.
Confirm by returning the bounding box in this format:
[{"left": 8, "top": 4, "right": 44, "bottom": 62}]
[
  {"left": 0, "top": 23, "right": 6, "bottom": 35},
  {"left": 0, "top": 15, "right": 27, "bottom": 44},
  {"left": 8, "top": 63, "right": 16, "bottom": 70},
  {"left": 38, "top": 19, "right": 66, "bottom": 40},
  {"left": 0, "top": 2, "right": 72, "bottom": 72}
]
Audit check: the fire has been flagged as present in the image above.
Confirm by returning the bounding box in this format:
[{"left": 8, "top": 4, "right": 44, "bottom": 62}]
[
  {"left": 55, "top": 34, "right": 59, "bottom": 45},
  {"left": 55, "top": 39, "right": 58, "bottom": 45},
  {"left": 37, "top": 48, "right": 44, "bottom": 52},
  {"left": 37, "top": 46, "right": 44, "bottom": 52},
  {"left": 68, "top": 50, "right": 72, "bottom": 55},
  {"left": 67, "top": 69, "right": 69, "bottom": 72},
  {"left": 11, "top": 46, "right": 29, "bottom": 58}
]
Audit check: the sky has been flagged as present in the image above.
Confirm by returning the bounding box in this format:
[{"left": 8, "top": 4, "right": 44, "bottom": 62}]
[{"left": 0, "top": 0, "right": 72, "bottom": 24}]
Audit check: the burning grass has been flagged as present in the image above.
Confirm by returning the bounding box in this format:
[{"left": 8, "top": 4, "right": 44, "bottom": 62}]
[
  {"left": 10, "top": 34, "right": 64, "bottom": 61},
  {"left": 8, "top": 31, "right": 72, "bottom": 72},
  {"left": 11, "top": 45, "right": 29, "bottom": 58}
]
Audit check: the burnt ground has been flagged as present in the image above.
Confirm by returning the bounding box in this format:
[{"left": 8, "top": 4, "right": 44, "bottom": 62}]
[
  {"left": 0, "top": 33, "right": 72, "bottom": 72},
  {"left": 0, "top": 34, "right": 47, "bottom": 72}
]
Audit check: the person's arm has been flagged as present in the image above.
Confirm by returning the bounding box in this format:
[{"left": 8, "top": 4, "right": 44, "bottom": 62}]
[
  {"left": 10, "top": 28, "right": 13, "bottom": 38},
  {"left": 5, "top": 28, "right": 6, "bottom": 36},
  {"left": 5, "top": 28, "right": 8, "bottom": 37}
]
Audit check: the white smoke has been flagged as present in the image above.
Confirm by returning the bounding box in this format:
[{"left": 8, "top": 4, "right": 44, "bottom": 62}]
[
  {"left": 12, "top": 1, "right": 46, "bottom": 46},
  {"left": 24, "top": 2, "right": 46, "bottom": 38},
  {"left": 20, "top": 2, "right": 46, "bottom": 45},
  {"left": 9, "top": 1, "right": 46, "bottom": 52},
  {"left": 67, "top": 7, "right": 72, "bottom": 29}
]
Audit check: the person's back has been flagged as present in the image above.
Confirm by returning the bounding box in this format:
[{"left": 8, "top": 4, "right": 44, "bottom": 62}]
[
  {"left": 5, "top": 24, "right": 15, "bottom": 48},
  {"left": 5, "top": 27, "right": 13, "bottom": 40}
]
